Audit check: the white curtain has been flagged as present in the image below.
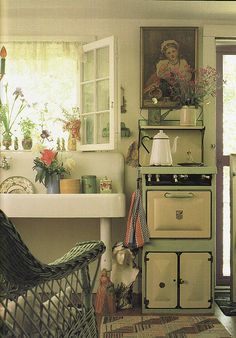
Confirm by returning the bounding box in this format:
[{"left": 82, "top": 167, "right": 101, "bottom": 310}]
[{"left": 0, "top": 41, "right": 83, "bottom": 145}]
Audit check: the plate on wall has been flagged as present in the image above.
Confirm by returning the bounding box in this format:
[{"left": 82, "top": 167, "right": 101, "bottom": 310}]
[{"left": 0, "top": 176, "right": 35, "bottom": 194}]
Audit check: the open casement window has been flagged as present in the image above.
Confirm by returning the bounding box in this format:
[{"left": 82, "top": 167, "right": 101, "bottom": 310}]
[{"left": 79, "top": 36, "right": 118, "bottom": 151}]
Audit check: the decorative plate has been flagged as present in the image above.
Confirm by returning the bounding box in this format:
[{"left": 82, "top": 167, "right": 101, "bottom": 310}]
[{"left": 0, "top": 176, "right": 35, "bottom": 194}]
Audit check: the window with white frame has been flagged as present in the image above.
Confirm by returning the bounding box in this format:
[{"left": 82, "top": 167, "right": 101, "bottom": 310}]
[{"left": 0, "top": 37, "right": 117, "bottom": 151}]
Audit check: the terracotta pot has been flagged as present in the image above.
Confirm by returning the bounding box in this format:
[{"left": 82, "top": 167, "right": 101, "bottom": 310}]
[{"left": 60, "top": 178, "right": 80, "bottom": 194}]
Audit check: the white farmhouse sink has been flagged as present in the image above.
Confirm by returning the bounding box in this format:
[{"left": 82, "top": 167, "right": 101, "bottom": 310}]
[
  {"left": 0, "top": 193, "right": 126, "bottom": 218},
  {"left": 0, "top": 152, "right": 126, "bottom": 271},
  {"left": 1, "top": 193, "right": 126, "bottom": 272}
]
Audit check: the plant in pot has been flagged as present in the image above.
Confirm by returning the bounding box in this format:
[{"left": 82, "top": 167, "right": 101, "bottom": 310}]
[
  {"left": 0, "top": 84, "right": 28, "bottom": 150},
  {"left": 32, "top": 147, "right": 76, "bottom": 193},
  {"left": 20, "top": 117, "right": 36, "bottom": 150},
  {"left": 57, "top": 107, "right": 81, "bottom": 151},
  {"left": 160, "top": 65, "right": 225, "bottom": 125}
]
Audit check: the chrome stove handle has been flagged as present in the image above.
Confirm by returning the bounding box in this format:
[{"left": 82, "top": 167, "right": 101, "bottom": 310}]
[{"left": 164, "top": 192, "right": 194, "bottom": 199}]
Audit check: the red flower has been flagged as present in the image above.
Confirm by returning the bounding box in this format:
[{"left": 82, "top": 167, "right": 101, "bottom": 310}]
[{"left": 40, "top": 149, "right": 57, "bottom": 166}]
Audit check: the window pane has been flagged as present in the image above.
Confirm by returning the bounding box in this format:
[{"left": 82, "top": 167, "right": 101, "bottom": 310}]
[
  {"left": 97, "top": 47, "right": 109, "bottom": 78},
  {"left": 97, "top": 112, "right": 109, "bottom": 144},
  {"left": 223, "top": 166, "right": 230, "bottom": 276},
  {"left": 81, "top": 115, "right": 94, "bottom": 144},
  {"left": 82, "top": 50, "right": 94, "bottom": 82},
  {"left": 97, "top": 79, "right": 109, "bottom": 111},
  {"left": 81, "top": 83, "right": 94, "bottom": 113},
  {"left": 223, "top": 55, "right": 236, "bottom": 155}
]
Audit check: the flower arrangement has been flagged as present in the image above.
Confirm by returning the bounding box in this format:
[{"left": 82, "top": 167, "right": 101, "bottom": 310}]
[
  {"left": 59, "top": 106, "right": 81, "bottom": 140},
  {"left": 0, "top": 84, "right": 28, "bottom": 146},
  {"left": 165, "top": 65, "right": 223, "bottom": 107},
  {"left": 32, "top": 147, "right": 76, "bottom": 187}
]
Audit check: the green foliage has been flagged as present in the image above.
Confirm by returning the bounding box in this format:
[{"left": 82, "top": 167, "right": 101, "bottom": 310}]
[
  {"left": 0, "top": 84, "right": 28, "bottom": 135},
  {"left": 20, "top": 118, "right": 36, "bottom": 138}
]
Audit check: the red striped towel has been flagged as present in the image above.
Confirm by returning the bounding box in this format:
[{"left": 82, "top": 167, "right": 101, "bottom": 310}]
[{"left": 124, "top": 189, "right": 150, "bottom": 248}]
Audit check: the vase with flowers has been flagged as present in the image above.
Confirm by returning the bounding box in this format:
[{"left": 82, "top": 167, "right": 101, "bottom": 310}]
[
  {"left": 58, "top": 107, "right": 81, "bottom": 151},
  {"left": 165, "top": 65, "right": 224, "bottom": 125},
  {"left": 32, "top": 147, "right": 76, "bottom": 193},
  {"left": 0, "top": 84, "right": 28, "bottom": 149}
]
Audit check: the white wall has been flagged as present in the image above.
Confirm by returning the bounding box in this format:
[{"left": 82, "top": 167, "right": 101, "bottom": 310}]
[{"left": 1, "top": 11, "right": 236, "bottom": 271}]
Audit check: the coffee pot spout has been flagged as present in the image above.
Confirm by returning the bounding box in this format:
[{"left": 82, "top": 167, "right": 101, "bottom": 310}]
[{"left": 171, "top": 136, "right": 179, "bottom": 154}]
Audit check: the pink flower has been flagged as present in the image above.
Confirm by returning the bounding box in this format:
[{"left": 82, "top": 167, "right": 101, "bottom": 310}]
[{"left": 40, "top": 149, "right": 57, "bottom": 166}]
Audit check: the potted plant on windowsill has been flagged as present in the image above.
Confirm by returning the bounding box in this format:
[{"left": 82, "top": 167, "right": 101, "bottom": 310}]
[
  {"left": 57, "top": 107, "right": 81, "bottom": 151},
  {"left": 0, "top": 84, "right": 28, "bottom": 150},
  {"left": 20, "top": 117, "right": 36, "bottom": 150}
]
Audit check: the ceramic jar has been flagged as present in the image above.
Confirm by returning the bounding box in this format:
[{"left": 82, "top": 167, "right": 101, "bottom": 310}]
[
  {"left": 179, "top": 105, "right": 197, "bottom": 126},
  {"left": 67, "top": 133, "right": 77, "bottom": 151},
  {"left": 81, "top": 175, "right": 97, "bottom": 193},
  {"left": 100, "top": 177, "right": 112, "bottom": 193}
]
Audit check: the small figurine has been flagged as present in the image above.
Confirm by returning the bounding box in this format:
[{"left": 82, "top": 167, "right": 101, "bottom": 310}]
[
  {"left": 61, "top": 138, "right": 66, "bottom": 151},
  {"left": 95, "top": 269, "right": 116, "bottom": 315},
  {"left": 111, "top": 242, "right": 139, "bottom": 309},
  {"left": 56, "top": 137, "right": 61, "bottom": 151},
  {"left": 14, "top": 137, "right": 19, "bottom": 150}
]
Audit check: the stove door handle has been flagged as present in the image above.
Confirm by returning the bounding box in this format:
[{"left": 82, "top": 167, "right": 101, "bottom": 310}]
[{"left": 164, "top": 192, "right": 194, "bottom": 199}]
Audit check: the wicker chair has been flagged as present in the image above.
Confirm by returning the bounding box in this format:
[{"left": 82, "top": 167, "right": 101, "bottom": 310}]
[{"left": 0, "top": 210, "right": 105, "bottom": 337}]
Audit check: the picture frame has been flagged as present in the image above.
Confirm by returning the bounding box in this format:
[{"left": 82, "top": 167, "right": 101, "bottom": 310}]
[{"left": 140, "top": 27, "right": 198, "bottom": 109}]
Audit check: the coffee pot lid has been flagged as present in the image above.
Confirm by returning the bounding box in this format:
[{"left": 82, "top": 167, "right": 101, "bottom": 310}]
[{"left": 154, "top": 130, "right": 169, "bottom": 139}]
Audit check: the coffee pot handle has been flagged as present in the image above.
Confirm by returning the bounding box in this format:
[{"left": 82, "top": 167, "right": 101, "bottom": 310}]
[{"left": 141, "top": 136, "right": 152, "bottom": 154}]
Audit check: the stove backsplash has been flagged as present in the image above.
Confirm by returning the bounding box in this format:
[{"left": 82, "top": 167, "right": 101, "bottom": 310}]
[{"left": 139, "top": 130, "right": 203, "bottom": 167}]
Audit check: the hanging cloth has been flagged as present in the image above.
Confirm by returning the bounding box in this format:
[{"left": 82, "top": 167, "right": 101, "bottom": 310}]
[{"left": 124, "top": 188, "right": 150, "bottom": 249}]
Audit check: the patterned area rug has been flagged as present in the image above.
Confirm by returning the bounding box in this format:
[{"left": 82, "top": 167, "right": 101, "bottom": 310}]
[
  {"left": 215, "top": 292, "right": 236, "bottom": 316},
  {"left": 100, "top": 315, "right": 232, "bottom": 337}
]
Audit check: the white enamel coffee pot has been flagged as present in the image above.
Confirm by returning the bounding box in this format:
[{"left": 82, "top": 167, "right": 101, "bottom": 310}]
[{"left": 141, "top": 130, "right": 178, "bottom": 166}]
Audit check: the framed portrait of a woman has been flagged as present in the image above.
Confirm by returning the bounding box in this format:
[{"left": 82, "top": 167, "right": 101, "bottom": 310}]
[{"left": 140, "top": 27, "right": 198, "bottom": 109}]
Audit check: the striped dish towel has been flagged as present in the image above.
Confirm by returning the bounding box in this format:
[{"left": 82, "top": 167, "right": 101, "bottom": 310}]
[{"left": 124, "top": 189, "right": 150, "bottom": 248}]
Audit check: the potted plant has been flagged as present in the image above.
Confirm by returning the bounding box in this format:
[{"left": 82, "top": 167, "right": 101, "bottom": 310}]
[
  {"left": 160, "top": 65, "right": 225, "bottom": 125},
  {"left": 20, "top": 117, "right": 36, "bottom": 150},
  {"left": 32, "top": 148, "right": 75, "bottom": 193},
  {"left": 0, "top": 84, "right": 28, "bottom": 150},
  {"left": 57, "top": 107, "right": 81, "bottom": 151}
]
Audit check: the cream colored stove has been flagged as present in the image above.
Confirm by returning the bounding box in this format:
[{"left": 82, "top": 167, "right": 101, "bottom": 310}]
[{"left": 140, "top": 166, "right": 217, "bottom": 314}]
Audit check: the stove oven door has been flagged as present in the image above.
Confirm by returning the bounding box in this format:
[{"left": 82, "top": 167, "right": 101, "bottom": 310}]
[{"left": 147, "top": 190, "right": 211, "bottom": 238}]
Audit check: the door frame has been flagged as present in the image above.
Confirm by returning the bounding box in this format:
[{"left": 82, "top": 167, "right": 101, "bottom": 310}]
[{"left": 216, "top": 45, "right": 236, "bottom": 285}]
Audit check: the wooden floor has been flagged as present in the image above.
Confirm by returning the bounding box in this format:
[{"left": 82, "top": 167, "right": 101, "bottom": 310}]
[{"left": 97, "top": 302, "right": 236, "bottom": 336}]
